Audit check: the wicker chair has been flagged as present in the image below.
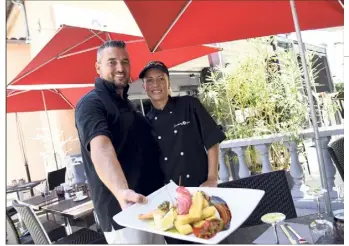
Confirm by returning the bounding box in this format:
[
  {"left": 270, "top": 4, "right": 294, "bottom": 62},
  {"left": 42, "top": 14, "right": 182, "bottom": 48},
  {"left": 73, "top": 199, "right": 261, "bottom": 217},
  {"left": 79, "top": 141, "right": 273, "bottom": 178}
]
[
  {"left": 12, "top": 200, "right": 107, "bottom": 244},
  {"left": 6, "top": 211, "right": 23, "bottom": 244},
  {"left": 328, "top": 137, "right": 344, "bottom": 181},
  {"left": 6, "top": 207, "right": 67, "bottom": 244},
  {"left": 218, "top": 170, "right": 297, "bottom": 227}
]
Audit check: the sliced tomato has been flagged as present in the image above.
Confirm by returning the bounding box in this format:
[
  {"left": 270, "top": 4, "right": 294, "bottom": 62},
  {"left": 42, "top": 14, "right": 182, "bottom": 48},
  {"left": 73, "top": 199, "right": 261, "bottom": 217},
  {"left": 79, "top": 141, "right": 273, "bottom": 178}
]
[
  {"left": 192, "top": 227, "right": 202, "bottom": 238},
  {"left": 192, "top": 220, "right": 223, "bottom": 239}
]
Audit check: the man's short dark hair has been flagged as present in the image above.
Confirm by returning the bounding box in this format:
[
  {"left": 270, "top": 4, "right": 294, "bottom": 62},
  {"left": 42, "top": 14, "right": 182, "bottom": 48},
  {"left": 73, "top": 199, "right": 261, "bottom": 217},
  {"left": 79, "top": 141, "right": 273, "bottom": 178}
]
[{"left": 97, "top": 40, "right": 126, "bottom": 62}]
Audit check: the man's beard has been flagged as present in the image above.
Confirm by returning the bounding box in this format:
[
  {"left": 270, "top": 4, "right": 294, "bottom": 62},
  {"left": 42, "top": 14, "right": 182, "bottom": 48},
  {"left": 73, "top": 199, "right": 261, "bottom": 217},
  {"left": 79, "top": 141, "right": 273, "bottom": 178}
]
[{"left": 114, "top": 80, "right": 128, "bottom": 90}]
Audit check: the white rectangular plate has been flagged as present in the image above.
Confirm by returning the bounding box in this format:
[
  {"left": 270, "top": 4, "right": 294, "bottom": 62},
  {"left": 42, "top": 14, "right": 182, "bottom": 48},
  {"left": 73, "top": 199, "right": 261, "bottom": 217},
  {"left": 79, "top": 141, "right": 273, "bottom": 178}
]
[{"left": 113, "top": 181, "right": 265, "bottom": 244}]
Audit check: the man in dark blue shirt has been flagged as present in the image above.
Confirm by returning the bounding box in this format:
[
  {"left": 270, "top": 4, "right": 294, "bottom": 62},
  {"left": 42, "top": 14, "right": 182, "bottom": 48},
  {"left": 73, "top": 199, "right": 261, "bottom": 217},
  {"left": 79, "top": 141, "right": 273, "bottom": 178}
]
[{"left": 75, "top": 41, "right": 164, "bottom": 244}]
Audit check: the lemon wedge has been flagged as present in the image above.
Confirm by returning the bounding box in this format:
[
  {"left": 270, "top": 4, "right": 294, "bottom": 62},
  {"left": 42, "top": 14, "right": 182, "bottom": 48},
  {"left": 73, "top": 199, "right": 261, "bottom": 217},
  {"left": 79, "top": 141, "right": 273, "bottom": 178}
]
[
  {"left": 154, "top": 208, "right": 174, "bottom": 231},
  {"left": 153, "top": 210, "right": 166, "bottom": 225}
]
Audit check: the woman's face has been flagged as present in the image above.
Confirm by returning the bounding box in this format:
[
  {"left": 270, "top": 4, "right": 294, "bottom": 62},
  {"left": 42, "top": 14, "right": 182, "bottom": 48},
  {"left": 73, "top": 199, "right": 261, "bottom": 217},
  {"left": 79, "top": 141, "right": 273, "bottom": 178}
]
[{"left": 143, "top": 68, "right": 170, "bottom": 102}]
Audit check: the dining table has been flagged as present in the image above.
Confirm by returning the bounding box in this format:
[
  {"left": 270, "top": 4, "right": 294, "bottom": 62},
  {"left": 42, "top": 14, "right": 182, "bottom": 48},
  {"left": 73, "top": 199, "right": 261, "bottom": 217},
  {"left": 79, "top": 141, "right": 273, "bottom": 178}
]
[
  {"left": 7, "top": 179, "right": 46, "bottom": 198},
  {"left": 222, "top": 213, "right": 343, "bottom": 244},
  {"left": 41, "top": 196, "right": 94, "bottom": 235},
  {"left": 20, "top": 191, "right": 59, "bottom": 210},
  {"left": 21, "top": 187, "right": 94, "bottom": 235}
]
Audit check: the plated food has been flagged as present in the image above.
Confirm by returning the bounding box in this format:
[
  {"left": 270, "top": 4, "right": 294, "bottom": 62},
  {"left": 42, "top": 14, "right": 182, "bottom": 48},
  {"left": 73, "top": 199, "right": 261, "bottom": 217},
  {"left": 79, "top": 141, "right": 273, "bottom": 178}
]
[{"left": 138, "top": 186, "right": 232, "bottom": 239}]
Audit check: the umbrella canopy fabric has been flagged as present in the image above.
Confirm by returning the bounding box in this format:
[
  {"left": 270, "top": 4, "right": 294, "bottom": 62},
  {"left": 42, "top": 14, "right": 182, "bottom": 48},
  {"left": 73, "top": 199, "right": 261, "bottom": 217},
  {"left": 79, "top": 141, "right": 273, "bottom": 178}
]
[
  {"left": 6, "top": 87, "right": 93, "bottom": 113},
  {"left": 7, "top": 87, "right": 93, "bottom": 173},
  {"left": 124, "top": 0, "right": 344, "bottom": 52},
  {"left": 8, "top": 25, "right": 221, "bottom": 86}
]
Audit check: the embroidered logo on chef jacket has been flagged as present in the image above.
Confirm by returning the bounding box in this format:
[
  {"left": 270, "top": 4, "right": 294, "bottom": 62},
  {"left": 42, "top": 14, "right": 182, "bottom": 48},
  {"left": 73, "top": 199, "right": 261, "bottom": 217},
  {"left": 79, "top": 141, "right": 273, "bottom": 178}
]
[{"left": 173, "top": 121, "right": 190, "bottom": 128}]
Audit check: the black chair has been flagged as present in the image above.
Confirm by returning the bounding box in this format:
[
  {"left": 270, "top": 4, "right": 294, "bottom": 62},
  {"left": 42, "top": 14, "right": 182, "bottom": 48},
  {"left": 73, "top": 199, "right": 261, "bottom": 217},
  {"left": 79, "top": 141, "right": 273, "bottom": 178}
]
[
  {"left": 46, "top": 168, "right": 66, "bottom": 221},
  {"left": 218, "top": 170, "right": 297, "bottom": 227},
  {"left": 328, "top": 137, "right": 344, "bottom": 181},
  {"left": 69, "top": 211, "right": 98, "bottom": 231},
  {"left": 55, "top": 227, "right": 107, "bottom": 244},
  {"left": 12, "top": 200, "right": 107, "bottom": 244},
  {"left": 47, "top": 168, "right": 66, "bottom": 191}
]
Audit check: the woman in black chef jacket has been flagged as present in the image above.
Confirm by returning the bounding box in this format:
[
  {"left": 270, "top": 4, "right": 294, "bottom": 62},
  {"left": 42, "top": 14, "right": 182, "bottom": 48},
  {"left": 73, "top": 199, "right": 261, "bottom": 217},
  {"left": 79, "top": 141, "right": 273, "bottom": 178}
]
[{"left": 140, "top": 61, "right": 226, "bottom": 244}]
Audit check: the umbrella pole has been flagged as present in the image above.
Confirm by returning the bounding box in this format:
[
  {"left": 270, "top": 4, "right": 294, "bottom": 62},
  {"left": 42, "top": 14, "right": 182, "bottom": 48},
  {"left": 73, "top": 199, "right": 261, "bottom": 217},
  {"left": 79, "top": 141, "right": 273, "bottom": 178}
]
[
  {"left": 15, "top": 113, "right": 32, "bottom": 189},
  {"left": 289, "top": 0, "right": 332, "bottom": 215},
  {"left": 41, "top": 91, "right": 59, "bottom": 170}
]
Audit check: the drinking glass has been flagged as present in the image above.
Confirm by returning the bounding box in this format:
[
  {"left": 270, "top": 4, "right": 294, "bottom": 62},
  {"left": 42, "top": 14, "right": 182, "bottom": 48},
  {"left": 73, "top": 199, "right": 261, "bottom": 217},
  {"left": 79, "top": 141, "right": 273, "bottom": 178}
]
[
  {"left": 39, "top": 182, "right": 50, "bottom": 201},
  {"left": 261, "top": 212, "right": 286, "bottom": 244},
  {"left": 334, "top": 184, "right": 344, "bottom": 203},
  {"left": 66, "top": 169, "right": 75, "bottom": 187},
  {"left": 307, "top": 187, "right": 334, "bottom": 242},
  {"left": 55, "top": 185, "right": 65, "bottom": 200}
]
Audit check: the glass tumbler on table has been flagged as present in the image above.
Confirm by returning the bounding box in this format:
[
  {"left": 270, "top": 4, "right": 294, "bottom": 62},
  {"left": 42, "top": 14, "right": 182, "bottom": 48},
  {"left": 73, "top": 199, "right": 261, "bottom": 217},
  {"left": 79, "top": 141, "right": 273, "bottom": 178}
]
[
  {"left": 40, "top": 182, "right": 50, "bottom": 199},
  {"left": 307, "top": 187, "right": 334, "bottom": 242},
  {"left": 55, "top": 185, "right": 65, "bottom": 200},
  {"left": 334, "top": 184, "right": 344, "bottom": 203}
]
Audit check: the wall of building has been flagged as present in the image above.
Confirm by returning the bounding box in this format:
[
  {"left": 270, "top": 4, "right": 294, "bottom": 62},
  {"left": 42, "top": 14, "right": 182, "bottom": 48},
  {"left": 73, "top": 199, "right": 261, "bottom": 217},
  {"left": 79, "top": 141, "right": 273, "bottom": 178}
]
[{"left": 6, "top": 43, "right": 31, "bottom": 84}]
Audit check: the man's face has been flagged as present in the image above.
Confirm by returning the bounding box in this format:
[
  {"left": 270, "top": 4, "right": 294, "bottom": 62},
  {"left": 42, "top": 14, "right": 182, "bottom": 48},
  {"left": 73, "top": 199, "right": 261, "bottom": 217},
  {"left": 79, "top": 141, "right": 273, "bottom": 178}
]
[
  {"left": 143, "top": 68, "right": 170, "bottom": 102},
  {"left": 95, "top": 47, "right": 130, "bottom": 87}
]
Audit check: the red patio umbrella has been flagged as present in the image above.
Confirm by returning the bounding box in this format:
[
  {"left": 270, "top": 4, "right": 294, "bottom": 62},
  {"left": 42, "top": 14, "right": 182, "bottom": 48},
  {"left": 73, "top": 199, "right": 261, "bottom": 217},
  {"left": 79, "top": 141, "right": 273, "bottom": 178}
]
[
  {"left": 8, "top": 25, "right": 221, "bottom": 86},
  {"left": 7, "top": 87, "right": 93, "bottom": 176},
  {"left": 125, "top": 0, "right": 344, "bottom": 214},
  {"left": 124, "top": 0, "right": 344, "bottom": 52},
  {"left": 6, "top": 87, "right": 93, "bottom": 113}
]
